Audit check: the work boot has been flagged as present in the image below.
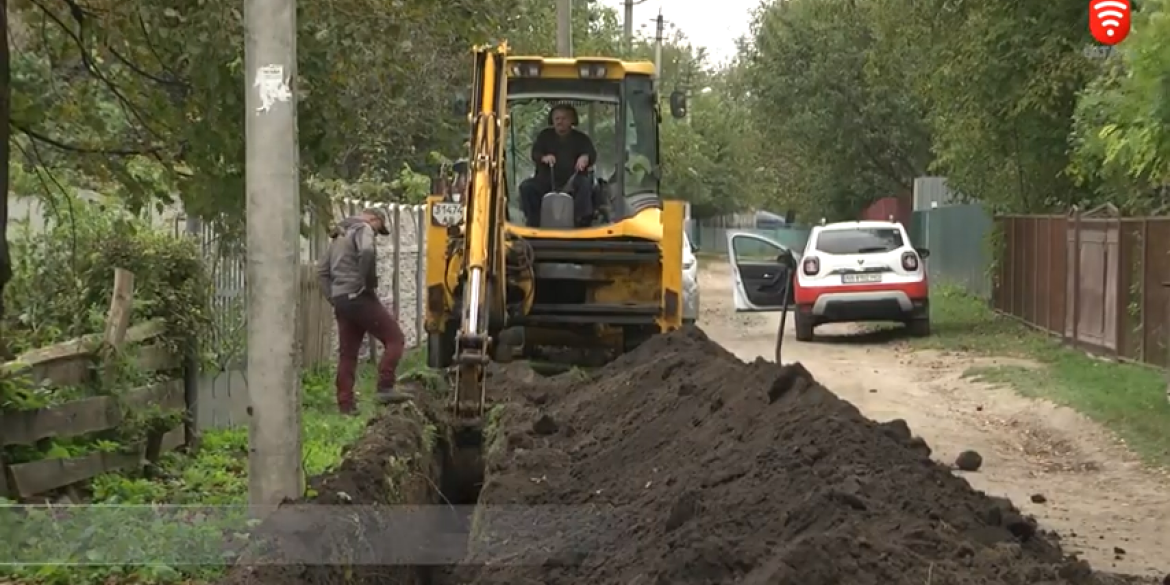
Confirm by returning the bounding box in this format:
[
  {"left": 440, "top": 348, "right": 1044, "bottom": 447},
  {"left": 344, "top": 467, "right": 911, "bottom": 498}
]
[{"left": 375, "top": 384, "right": 412, "bottom": 405}]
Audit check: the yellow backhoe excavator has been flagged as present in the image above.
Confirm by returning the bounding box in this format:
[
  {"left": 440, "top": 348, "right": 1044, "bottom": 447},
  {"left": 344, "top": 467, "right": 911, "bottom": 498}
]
[{"left": 424, "top": 42, "right": 688, "bottom": 422}]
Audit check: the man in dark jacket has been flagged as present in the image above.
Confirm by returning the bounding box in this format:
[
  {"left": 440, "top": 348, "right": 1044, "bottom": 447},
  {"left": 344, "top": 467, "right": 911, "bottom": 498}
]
[
  {"left": 519, "top": 104, "right": 598, "bottom": 227},
  {"left": 317, "top": 208, "right": 408, "bottom": 413}
]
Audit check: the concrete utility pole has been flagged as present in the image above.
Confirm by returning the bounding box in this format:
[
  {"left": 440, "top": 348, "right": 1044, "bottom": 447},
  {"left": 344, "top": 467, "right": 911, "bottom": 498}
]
[
  {"left": 623, "top": 0, "right": 634, "bottom": 56},
  {"left": 653, "top": 10, "right": 664, "bottom": 83},
  {"left": 622, "top": 0, "right": 651, "bottom": 58},
  {"left": 556, "top": 0, "right": 572, "bottom": 57},
  {"left": 244, "top": 0, "right": 303, "bottom": 510}
]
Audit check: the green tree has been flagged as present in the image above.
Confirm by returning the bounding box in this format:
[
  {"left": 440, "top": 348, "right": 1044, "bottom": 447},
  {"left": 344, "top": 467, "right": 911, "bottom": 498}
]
[
  {"left": 866, "top": 0, "right": 1096, "bottom": 211},
  {"left": 741, "top": 0, "right": 932, "bottom": 221},
  {"left": 1068, "top": 0, "right": 1170, "bottom": 212}
]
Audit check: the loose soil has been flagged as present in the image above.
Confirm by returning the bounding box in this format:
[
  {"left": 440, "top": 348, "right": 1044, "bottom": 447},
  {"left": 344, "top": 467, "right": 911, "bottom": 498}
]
[
  {"left": 219, "top": 327, "right": 1159, "bottom": 585},
  {"left": 699, "top": 260, "right": 1169, "bottom": 576},
  {"left": 455, "top": 327, "right": 1153, "bottom": 585}
]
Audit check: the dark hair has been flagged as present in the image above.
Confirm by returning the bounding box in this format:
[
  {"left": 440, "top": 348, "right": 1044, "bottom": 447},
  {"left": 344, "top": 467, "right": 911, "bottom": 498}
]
[{"left": 546, "top": 103, "right": 579, "bottom": 126}]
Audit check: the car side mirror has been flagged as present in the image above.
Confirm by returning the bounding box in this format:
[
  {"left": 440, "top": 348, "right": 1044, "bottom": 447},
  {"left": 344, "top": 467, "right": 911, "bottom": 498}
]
[
  {"left": 669, "top": 90, "right": 687, "bottom": 119},
  {"left": 915, "top": 247, "right": 930, "bottom": 259},
  {"left": 689, "top": 242, "right": 698, "bottom": 254},
  {"left": 776, "top": 248, "right": 796, "bottom": 269}
]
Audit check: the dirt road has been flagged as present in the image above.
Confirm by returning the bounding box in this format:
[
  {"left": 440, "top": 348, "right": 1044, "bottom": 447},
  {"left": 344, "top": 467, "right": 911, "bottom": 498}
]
[{"left": 697, "top": 260, "right": 1170, "bottom": 578}]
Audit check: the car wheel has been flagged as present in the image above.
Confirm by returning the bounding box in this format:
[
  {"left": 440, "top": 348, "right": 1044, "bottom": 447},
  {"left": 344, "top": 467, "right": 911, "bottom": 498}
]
[
  {"left": 794, "top": 313, "right": 815, "bottom": 342},
  {"left": 907, "top": 318, "right": 931, "bottom": 338}
]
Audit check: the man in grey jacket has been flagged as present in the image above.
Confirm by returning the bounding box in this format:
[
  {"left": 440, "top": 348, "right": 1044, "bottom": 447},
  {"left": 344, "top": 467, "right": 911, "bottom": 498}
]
[{"left": 317, "top": 208, "right": 408, "bottom": 413}]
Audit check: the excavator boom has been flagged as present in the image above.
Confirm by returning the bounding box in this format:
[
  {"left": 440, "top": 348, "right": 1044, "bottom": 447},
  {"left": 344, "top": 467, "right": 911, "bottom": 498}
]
[{"left": 452, "top": 44, "right": 510, "bottom": 420}]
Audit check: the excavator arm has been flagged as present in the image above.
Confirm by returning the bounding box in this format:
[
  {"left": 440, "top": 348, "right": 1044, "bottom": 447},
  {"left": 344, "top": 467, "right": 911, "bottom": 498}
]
[{"left": 452, "top": 43, "right": 511, "bottom": 420}]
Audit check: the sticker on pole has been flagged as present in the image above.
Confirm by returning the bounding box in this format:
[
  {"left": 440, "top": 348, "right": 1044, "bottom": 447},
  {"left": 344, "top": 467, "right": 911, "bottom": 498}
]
[
  {"left": 254, "top": 65, "right": 292, "bottom": 114},
  {"left": 431, "top": 202, "right": 463, "bottom": 227}
]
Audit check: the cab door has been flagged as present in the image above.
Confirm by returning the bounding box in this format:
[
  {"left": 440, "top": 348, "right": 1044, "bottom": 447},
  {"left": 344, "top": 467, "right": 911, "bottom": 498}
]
[{"left": 725, "top": 231, "right": 798, "bottom": 312}]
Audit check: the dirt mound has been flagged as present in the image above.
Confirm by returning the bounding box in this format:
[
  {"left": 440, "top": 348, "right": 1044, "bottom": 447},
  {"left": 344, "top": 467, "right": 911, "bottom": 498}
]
[
  {"left": 218, "top": 400, "right": 443, "bottom": 585},
  {"left": 459, "top": 325, "right": 1139, "bottom": 585}
]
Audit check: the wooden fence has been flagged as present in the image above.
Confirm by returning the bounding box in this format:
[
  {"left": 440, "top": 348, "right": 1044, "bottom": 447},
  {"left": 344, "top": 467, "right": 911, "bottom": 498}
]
[
  {"left": 0, "top": 269, "right": 191, "bottom": 500},
  {"left": 298, "top": 263, "right": 334, "bottom": 368},
  {"left": 994, "top": 207, "right": 1170, "bottom": 368}
]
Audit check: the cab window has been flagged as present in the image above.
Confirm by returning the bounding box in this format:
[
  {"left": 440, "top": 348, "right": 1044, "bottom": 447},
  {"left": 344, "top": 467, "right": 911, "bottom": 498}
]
[{"left": 624, "top": 75, "right": 659, "bottom": 197}]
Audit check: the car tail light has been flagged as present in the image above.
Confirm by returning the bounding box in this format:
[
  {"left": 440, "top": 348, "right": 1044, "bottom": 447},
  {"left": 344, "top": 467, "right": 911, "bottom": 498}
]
[
  {"left": 802, "top": 256, "right": 820, "bottom": 276},
  {"left": 901, "top": 251, "right": 919, "bottom": 271}
]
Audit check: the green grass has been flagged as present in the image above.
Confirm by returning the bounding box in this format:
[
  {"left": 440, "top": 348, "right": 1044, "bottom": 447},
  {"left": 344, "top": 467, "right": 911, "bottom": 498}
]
[
  {"left": 915, "top": 285, "right": 1170, "bottom": 467},
  {"left": 0, "top": 349, "right": 430, "bottom": 585}
]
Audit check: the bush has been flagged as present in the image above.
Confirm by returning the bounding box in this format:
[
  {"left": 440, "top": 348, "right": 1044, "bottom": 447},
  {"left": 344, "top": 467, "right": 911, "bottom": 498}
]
[{"left": 3, "top": 194, "right": 211, "bottom": 359}]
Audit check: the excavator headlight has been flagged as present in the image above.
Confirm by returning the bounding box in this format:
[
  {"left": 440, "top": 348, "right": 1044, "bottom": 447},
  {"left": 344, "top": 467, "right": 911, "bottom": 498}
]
[
  {"left": 510, "top": 62, "right": 541, "bottom": 77},
  {"left": 578, "top": 63, "right": 607, "bottom": 78}
]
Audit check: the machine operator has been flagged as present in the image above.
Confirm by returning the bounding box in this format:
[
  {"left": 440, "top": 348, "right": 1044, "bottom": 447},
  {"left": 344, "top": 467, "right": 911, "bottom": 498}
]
[{"left": 519, "top": 104, "right": 598, "bottom": 227}]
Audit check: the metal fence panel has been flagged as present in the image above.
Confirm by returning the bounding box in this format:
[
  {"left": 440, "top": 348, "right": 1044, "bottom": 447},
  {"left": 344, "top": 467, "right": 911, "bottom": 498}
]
[{"left": 912, "top": 203, "right": 993, "bottom": 299}]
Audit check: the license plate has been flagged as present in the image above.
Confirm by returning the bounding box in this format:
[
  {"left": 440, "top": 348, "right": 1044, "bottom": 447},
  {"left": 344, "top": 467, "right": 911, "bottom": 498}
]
[
  {"left": 431, "top": 202, "right": 463, "bottom": 227},
  {"left": 842, "top": 273, "right": 881, "bottom": 284}
]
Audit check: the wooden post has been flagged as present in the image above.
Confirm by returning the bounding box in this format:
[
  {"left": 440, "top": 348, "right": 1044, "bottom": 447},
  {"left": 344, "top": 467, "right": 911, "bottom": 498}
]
[
  {"left": 1071, "top": 210, "right": 1081, "bottom": 344},
  {"left": 101, "top": 268, "right": 136, "bottom": 391},
  {"left": 1113, "top": 219, "right": 1127, "bottom": 358},
  {"left": 391, "top": 207, "right": 402, "bottom": 321},
  {"left": 1140, "top": 220, "right": 1149, "bottom": 362},
  {"left": 0, "top": 428, "right": 11, "bottom": 498},
  {"left": 1164, "top": 279, "right": 1170, "bottom": 405},
  {"left": 101, "top": 268, "right": 161, "bottom": 474},
  {"left": 104, "top": 268, "right": 135, "bottom": 347},
  {"left": 183, "top": 215, "right": 201, "bottom": 450},
  {"left": 99, "top": 267, "right": 136, "bottom": 473}
]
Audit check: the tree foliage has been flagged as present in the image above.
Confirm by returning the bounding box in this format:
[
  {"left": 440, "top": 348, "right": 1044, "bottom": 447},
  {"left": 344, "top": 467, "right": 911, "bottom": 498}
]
[
  {"left": 735, "top": 0, "right": 1170, "bottom": 217},
  {"left": 3, "top": 0, "right": 762, "bottom": 236}
]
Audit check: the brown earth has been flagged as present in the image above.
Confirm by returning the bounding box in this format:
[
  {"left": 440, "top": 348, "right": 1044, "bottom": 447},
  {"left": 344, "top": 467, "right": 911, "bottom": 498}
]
[
  {"left": 454, "top": 326, "right": 1153, "bottom": 585},
  {"left": 217, "top": 326, "right": 1160, "bottom": 585},
  {"left": 698, "top": 260, "right": 1169, "bottom": 576}
]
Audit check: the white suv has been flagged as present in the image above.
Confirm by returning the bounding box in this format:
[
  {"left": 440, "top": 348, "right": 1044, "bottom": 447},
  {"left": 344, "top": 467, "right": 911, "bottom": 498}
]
[{"left": 725, "top": 221, "right": 930, "bottom": 341}]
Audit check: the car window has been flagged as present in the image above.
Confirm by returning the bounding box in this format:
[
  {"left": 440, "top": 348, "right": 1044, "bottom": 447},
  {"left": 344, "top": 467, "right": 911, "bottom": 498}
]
[
  {"left": 732, "top": 235, "right": 780, "bottom": 260},
  {"left": 815, "top": 228, "right": 904, "bottom": 255}
]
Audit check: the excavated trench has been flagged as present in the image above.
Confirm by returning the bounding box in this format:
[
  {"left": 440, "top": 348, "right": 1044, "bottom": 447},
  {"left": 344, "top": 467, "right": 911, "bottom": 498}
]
[
  {"left": 220, "top": 327, "right": 1158, "bottom": 585},
  {"left": 216, "top": 398, "right": 490, "bottom": 585}
]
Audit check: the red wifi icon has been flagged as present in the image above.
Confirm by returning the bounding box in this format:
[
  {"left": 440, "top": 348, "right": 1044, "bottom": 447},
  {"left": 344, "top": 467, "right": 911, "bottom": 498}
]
[{"left": 1089, "top": 0, "right": 1131, "bottom": 45}]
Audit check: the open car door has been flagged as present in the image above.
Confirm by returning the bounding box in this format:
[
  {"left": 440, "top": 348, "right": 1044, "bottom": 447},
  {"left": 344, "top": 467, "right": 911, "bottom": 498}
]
[{"left": 726, "top": 231, "right": 798, "bottom": 312}]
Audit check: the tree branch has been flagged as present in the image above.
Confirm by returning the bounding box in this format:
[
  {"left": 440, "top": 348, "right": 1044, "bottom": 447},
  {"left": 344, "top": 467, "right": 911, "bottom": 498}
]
[
  {"left": 27, "top": 0, "right": 169, "bottom": 141},
  {"left": 11, "top": 121, "right": 157, "bottom": 156}
]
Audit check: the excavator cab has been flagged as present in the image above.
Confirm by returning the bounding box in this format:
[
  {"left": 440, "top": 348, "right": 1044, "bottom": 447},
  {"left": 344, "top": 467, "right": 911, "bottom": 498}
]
[
  {"left": 425, "top": 45, "right": 685, "bottom": 421},
  {"left": 503, "top": 67, "right": 661, "bottom": 230}
]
